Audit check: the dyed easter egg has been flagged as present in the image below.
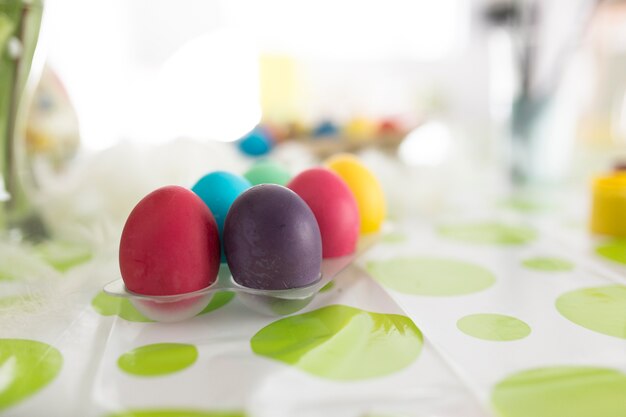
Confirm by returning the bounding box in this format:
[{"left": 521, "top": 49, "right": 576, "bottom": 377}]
[
  {"left": 288, "top": 168, "right": 359, "bottom": 258},
  {"left": 238, "top": 127, "right": 273, "bottom": 156},
  {"left": 260, "top": 122, "right": 289, "bottom": 143},
  {"left": 325, "top": 154, "right": 386, "bottom": 234},
  {"left": 313, "top": 120, "right": 339, "bottom": 138},
  {"left": 344, "top": 117, "right": 376, "bottom": 142},
  {"left": 192, "top": 171, "right": 251, "bottom": 261},
  {"left": 119, "top": 186, "right": 220, "bottom": 295},
  {"left": 287, "top": 120, "right": 310, "bottom": 138},
  {"left": 378, "top": 118, "right": 403, "bottom": 137},
  {"left": 224, "top": 184, "right": 322, "bottom": 290},
  {"left": 244, "top": 160, "right": 292, "bottom": 186}
]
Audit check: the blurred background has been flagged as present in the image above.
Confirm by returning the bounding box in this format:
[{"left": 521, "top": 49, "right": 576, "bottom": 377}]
[{"left": 2, "top": 0, "right": 626, "bottom": 245}]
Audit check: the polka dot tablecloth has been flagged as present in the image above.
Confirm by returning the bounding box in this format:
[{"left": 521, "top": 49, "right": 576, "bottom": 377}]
[
  {"left": 363, "top": 214, "right": 626, "bottom": 417},
  {"left": 0, "top": 249, "right": 482, "bottom": 417},
  {"left": 1, "top": 205, "right": 626, "bottom": 417}
]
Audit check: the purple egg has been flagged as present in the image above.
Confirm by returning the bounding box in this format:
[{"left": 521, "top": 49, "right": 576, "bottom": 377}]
[{"left": 224, "top": 184, "right": 322, "bottom": 290}]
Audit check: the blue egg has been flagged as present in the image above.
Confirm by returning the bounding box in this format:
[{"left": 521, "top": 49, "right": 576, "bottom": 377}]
[
  {"left": 192, "top": 171, "right": 252, "bottom": 261},
  {"left": 313, "top": 120, "right": 338, "bottom": 138},
  {"left": 238, "top": 127, "right": 273, "bottom": 156}
]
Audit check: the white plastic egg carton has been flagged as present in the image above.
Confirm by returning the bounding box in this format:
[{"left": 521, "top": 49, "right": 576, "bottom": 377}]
[{"left": 104, "top": 235, "right": 377, "bottom": 322}]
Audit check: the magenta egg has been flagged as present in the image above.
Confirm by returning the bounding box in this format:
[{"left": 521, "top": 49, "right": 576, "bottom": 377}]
[
  {"left": 288, "top": 168, "right": 360, "bottom": 258},
  {"left": 119, "top": 185, "right": 221, "bottom": 296}
]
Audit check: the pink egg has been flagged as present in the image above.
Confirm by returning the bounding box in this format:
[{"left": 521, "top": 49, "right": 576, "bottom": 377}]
[
  {"left": 288, "top": 168, "right": 360, "bottom": 258},
  {"left": 119, "top": 185, "right": 220, "bottom": 296}
]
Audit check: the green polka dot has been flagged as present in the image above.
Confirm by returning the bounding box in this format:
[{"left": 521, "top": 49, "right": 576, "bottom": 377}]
[
  {"left": 382, "top": 232, "right": 406, "bottom": 244},
  {"left": 0, "top": 297, "right": 18, "bottom": 308},
  {"left": 198, "top": 292, "right": 235, "bottom": 315},
  {"left": 106, "top": 410, "right": 244, "bottom": 417},
  {"left": 457, "top": 314, "right": 531, "bottom": 341},
  {"left": 0, "top": 269, "right": 14, "bottom": 281},
  {"left": 92, "top": 291, "right": 233, "bottom": 322},
  {"left": 118, "top": 343, "right": 198, "bottom": 377},
  {"left": 0, "top": 339, "right": 63, "bottom": 411},
  {"left": 366, "top": 257, "right": 495, "bottom": 296},
  {"left": 595, "top": 239, "right": 626, "bottom": 265},
  {"left": 492, "top": 366, "right": 626, "bottom": 417},
  {"left": 556, "top": 285, "right": 626, "bottom": 339},
  {"left": 319, "top": 281, "right": 334, "bottom": 293},
  {"left": 438, "top": 222, "right": 536, "bottom": 245},
  {"left": 92, "top": 291, "right": 152, "bottom": 322},
  {"left": 0, "top": 295, "right": 32, "bottom": 309},
  {"left": 522, "top": 257, "right": 574, "bottom": 272},
  {"left": 250, "top": 305, "right": 422, "bottom": 381},
  {"left": 500, "top": 197, "right": 551, "bottom": 213},
  {"left": 0, "top": 247, "right": 55, "bottom": 282},
  {"left": 34, "top": 241, "right": 92, "bottom": 272}
]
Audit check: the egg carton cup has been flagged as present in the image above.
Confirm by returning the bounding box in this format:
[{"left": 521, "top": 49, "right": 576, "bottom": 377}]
[{"left": 104, "top": 236, "right": 378, "bottom": 322}]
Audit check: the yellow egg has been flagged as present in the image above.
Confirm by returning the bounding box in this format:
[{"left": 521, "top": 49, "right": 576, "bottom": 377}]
[
  {"left": 344, "top": 117, "right": 376, "bottom": 142},
  {"left": 325, "top": 154, "right": 386, "bottom": 234}
]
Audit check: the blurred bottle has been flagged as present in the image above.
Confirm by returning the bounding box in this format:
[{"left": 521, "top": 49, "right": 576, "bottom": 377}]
[
  {"left": 576, "top": 1, "right": 626, "bottom": 174},
  {"left": 484, "top": 0, "right": 598, "bottom": 186}
]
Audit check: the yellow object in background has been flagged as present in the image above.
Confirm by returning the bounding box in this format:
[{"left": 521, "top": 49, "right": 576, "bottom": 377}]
[
  {"left": 344, "top": 117, "right": 376, "bottom": 142},
  {"left": 287, "top": 119, "right": 310, "bottom": 138},
  {"left": 590, "top": 172, "right": 626, "bottom": 237},
  {"left": 26, "top": 66, "right": 80, "bottom": 170},
  {"left": 259, "top": 54, "right": 303, "bottom": 123},
  {"left": 325, "top": 154, "right": 386, "bottom": 234}
]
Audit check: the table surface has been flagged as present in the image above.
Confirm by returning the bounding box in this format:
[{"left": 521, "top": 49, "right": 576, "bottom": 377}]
[{"left": 1, "top": 193, "right": 626, "bottom": 417}]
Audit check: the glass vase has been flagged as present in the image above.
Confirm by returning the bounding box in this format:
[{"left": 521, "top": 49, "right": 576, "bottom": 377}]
[{"left": 0, "top": 0, "right": 45, "bottom": 240}]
